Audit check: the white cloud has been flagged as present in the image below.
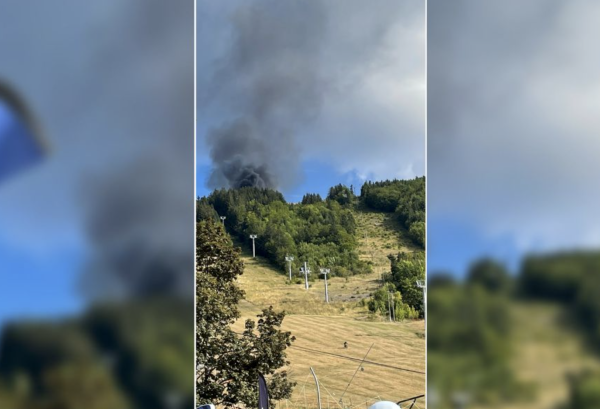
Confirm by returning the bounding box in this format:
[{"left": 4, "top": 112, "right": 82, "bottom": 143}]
[{"left": 429, "top": 0, "right": 600, "bottom": 251}]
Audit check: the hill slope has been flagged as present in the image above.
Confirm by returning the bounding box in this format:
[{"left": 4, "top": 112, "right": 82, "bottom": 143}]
[
  {"left": 232, "top": 207, "right": 425, "bottom": 407},
  {"left": 498, "top": 302, "right": 600, "bottom": 409}
]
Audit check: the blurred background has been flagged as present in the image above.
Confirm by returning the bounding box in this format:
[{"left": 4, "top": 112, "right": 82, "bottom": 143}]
[
  {"left": 428, "top": 1, "right": 600, "bottom": 408},
  {"left": 0, "top": 2, "right": 194, "bottom": 408}
]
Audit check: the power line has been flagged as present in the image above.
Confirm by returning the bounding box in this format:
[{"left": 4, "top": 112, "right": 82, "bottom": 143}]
[
  {"left": 229, "top": 330, "right": 425, "bottom": 374},
  {"left": 289, "top": 344, "right": 425, "bottom": 375},
  {"left": 339, "top": 343, "right": 373, "bottom": 403}
]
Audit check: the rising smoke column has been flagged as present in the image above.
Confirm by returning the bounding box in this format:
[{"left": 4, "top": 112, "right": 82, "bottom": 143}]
[
  {"left": 202, "top": 0, "right": 421, "bottom": 189},
  {"left": 204, "top": 1, "right": 329, "bottom": 190}
]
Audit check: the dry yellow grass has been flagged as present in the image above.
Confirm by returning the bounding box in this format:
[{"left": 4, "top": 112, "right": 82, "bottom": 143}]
[{"left": 231, "top": 208, "right": 425, "bottom": 408}]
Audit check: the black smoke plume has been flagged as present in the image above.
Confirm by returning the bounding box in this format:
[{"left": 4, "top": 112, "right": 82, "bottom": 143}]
[{"left": 204, "top": 1, "right": 329, "bottom": 190}]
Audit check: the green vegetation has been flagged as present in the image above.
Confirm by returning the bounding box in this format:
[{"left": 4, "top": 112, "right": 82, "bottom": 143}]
[
  {"left": 466, "top": 258, "right": 511, "bottom": 294},
  {"left": 430, "top": 250, "right": 600, "bottom": 408},
  {"left": 196, "top": 220, "right": 295, "bottom": 407},
  {"left": 196, "top": 179, "right": 426, "bottom": 323},
  {"left": 0, "top": 299, "right": 194, "bottom": 409},
  {"left": 428, "top": 281, "right": 529, "bottom": 407},
  {"left": 386, "top": 251, "right": 426, "bottom": 316},
  {"left": 197, "top": 178, "right": 425, "bottom": 281},
  {"left": 360, "top": 177, "right": 425, "bottom": 247},
  {"left": 366, "top": 282, "right": 419, "bottom": 320},
  {"left": 519, "top": 251, "right": 600, "bottom": 347},
  {"left": 198, "top": 187, "right": 368, "bottom": 277},
  {"left": 566, "top": 370, "right": 600, "bottom": 408}
]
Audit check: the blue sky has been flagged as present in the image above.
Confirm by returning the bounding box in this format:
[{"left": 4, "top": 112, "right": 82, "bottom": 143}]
[
  {"left": 0, "top": 1, "right": 194, "bottom": 327},
  {"left": 427, "top": 217, "right": 521, "bottom": 278},
  {"left": 0, "top": 97, "right": 84, "bottom": 324},
  {"left": 0, "top": 237, "right": 84, "bottom": 324}
]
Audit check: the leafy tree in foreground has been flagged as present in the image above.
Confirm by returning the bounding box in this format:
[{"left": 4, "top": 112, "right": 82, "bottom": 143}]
[{"left": 196, "top": 220, "right": 295, "bottom": 407}]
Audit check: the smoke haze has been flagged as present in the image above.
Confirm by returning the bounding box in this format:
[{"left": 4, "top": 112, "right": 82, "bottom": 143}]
[
  {"left": 200, "top": 0, "right": 425, "bottom": 189},
  {"left": 0, "top": 1, "right": 194, "bottom": 301}
]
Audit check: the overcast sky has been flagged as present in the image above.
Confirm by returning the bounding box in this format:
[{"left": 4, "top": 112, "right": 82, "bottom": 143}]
[
  {"left": 428, "top": 0, "right": 600, "bottom": 274},
  {"left": 197, "top": 0, "right": 425, "bottom": 194}
]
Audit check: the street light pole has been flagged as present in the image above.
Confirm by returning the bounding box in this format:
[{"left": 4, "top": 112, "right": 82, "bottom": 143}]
[
  {"left": 285, "top": 255, "right": 294, "bottom": 281},
  {"left": 219, "top": 216, "right": 226, "bottom": 226},
  {"left": 319, "top": 268, "right": 330, "bottom": 303},
  {"left": 249, "top": 234, "right": 257, "bottom": 258}
]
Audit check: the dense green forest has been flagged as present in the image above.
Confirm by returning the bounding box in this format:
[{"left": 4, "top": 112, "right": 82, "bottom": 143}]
[
  {"left": 197, "top": 186, "right": 368, "bottom": 277},
  {"left": 196, "top": 178, "right": 425, "bottom": 279}
]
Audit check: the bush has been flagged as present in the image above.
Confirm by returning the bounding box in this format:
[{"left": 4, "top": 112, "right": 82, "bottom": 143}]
[{"left": 366, "top": 283, "right": 418, "bottom": 320}]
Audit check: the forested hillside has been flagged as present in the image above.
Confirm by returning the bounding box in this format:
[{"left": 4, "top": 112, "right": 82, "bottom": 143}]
[
  {"left": 361, "top": 177, "right": 425, "bottom": 246},
  {"left": 196, "top": 178, "right": 425, "bottom": 280},
  {"left": 429, "top": 251, "right": 600, "bottom": 408}
]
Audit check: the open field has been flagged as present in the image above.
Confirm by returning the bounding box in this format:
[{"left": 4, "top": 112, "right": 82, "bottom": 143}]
[
  {"left": 232, "top": 208, "right": 425, "bottom": 408},
  {"left": 355, "top": 206, "right": 419, "bottom": 273}
]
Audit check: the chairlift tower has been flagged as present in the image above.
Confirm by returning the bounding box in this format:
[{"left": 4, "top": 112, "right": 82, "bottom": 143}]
[
  {"left": 416, "top": 279, "right": 426, "bottom": 330},
  {"left": 319, "top": 268, "right": 330, "bottom": 303},
  {"left": 249, "top": 234, "right": 258, "bottom": 258},
  {"left": 285, "top": 255, "right": 294, "bottom": 281},
  {"left": 299, "top": 262, "right": 311, "bottom": 290}
]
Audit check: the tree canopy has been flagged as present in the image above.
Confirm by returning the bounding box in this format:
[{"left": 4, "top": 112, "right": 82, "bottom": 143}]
[
  {"left": 197, "top": 187, "right": 369, "bottom": 277},
  {"left": 196, "top": 220, "right": 295, "bottom": 407}
]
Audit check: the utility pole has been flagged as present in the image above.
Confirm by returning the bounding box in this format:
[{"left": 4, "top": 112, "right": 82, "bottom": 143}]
[
  {"left": 219, "top": 216, "right": 226, "bottom": 226},
  {"left": 285, "top": 255, "right": 294, "bottom": 281},
  {"left": 249, "top": 234, "right": 257, "bottom": 258},
  {"left": 416, "top": 280, "right": 427, "bottom": 331},
  {"left": 319, "top": 268, "right": 330, "bottom": 303},
  {"left": 300, "top": 262, "right": 311, "bottom": 290}
]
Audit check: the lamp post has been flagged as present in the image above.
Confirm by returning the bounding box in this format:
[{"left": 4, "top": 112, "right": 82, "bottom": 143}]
[
  {"left": 285, "top": 255, "right": 294, "bottom": 281},
  {"left": 219, "top": 216, "right": 226, "bottom": 226},
  {"left": 319, "top": 268, "right": 330, "bottom": 303},
  {"left": 249, "top": 234, "right": 257, "bottom": 258}
]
